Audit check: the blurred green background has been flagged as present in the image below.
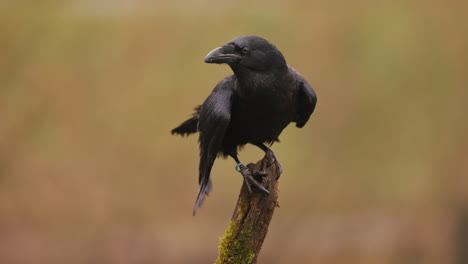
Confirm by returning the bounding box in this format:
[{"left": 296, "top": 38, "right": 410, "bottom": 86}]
[{"left": 1, "top": 0, "right": 467, "bottom": 263}]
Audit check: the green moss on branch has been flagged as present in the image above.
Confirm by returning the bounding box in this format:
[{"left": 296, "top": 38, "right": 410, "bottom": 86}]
[{"left": 215, "top": 220, "right": 255, "bottom": 264}]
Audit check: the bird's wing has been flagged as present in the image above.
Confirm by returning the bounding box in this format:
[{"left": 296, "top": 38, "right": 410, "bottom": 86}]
[
  {"left": 194, "top": 76, "right": 234, "bottom": 215},
  {"left": 291, "top": 68, "right": 317, "bottom": 128}
]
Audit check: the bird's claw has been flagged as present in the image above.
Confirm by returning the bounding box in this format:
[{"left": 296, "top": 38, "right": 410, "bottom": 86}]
[
  {"left": 264, "top": 151, "right": 283, "bottom": 179},
  {"left": 238, "top": 165, "right": 270, "bottom": 195},
  {"left": 252, "top": 169, "right": 268, "bottom": 176}
]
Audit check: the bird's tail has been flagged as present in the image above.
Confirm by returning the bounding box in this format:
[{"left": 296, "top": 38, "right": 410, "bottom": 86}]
[
  {"left": 193, "top": 178, "right": 212, "bottom": 216},
  {"left": 171, "top": 106, "right": 200, "bottom": 136}
]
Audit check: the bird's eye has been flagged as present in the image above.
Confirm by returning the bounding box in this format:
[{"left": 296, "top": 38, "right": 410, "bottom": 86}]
[{"left": 241, "top": 47, "right": 249, "bottom": 54}]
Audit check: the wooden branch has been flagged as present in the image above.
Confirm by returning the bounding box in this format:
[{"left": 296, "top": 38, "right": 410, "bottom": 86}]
[{"left": 215, "top": 152, "right": 280, "bottom": 264}]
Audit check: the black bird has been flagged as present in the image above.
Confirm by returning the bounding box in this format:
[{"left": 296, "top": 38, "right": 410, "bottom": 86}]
[{"left": 172, "top": 35, "right": 317, "bottom": 215}]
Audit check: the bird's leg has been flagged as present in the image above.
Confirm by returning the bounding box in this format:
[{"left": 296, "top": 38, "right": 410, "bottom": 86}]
[
  {"left": 230, "top": 154, "right": 269, "bottom": 195},
  {"left": 254, "top": 143, "right": 283, "bottom": 179}
]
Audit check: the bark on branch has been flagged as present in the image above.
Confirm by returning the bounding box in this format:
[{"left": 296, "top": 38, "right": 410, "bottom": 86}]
[{"left": 215, "top": 152, "right": 280, "bottom": 264}]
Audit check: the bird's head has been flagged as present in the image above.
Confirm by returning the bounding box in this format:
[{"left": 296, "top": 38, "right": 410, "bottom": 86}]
[{"left": 204, "top": 35, "right": 287, "bottom": 72}]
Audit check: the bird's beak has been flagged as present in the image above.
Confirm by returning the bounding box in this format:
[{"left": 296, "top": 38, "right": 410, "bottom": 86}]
[{"left": 204, "top": 46, "right": 241, "bottom": 64}]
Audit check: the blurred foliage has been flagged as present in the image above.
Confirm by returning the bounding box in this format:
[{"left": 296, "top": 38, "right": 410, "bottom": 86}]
[{"left": 0, "top": 0, "right": 467, "bottom": 263}]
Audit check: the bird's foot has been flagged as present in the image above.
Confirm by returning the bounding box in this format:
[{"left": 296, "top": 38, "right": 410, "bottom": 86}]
[
  {"left": 236, "top": 163, "right": 270, "bottom": 195},
  {"left": 263, "top": 151, "right": 283, "bottom": 179}
]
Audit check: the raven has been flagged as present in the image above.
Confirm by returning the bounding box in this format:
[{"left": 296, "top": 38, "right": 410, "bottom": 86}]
[{"left": 172, "top": 35, "right": 317, "bottom": 215}]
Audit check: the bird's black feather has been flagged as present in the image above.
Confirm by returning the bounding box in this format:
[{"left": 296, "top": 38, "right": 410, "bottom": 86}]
[
  {"left": 290, "top": 68, "right": 317, "bottom": 128},
  {"left": 171, "top": 106, "right": 201, "bottom": 136},
  {"left": 194, "top": 78, "right": 233, "bottom": 214}
]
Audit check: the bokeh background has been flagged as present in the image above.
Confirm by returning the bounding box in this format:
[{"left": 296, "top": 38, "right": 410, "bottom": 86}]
[{"left": 1, "top": 0, "right": 467, "bottom": 263}]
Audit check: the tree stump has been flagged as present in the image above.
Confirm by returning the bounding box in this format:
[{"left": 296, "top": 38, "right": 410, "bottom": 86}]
[{"left": 215, "top": 152, "right": 280, "bottom": 264}]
